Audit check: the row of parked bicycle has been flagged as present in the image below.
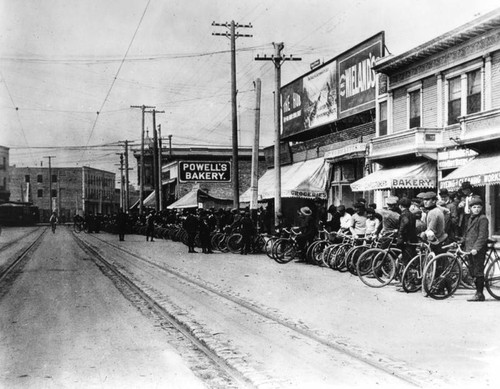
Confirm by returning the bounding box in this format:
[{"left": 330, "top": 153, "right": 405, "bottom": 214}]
[
  {"left": 264, "top": 226, "right": 500, "bottom": 301},
  {"left": 90, "top": 220, "right": 500, "bottom": 301}
]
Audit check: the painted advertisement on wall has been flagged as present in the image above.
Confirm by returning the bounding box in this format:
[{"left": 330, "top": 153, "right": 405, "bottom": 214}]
[{"left": 338, "top": 32, "right": 384, "bottom": 118}]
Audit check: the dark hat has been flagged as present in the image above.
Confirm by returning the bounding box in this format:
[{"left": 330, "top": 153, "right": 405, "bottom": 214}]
[
  {"left": 300, "top": 206, "right": 312, "bottom": 216},
  {"left": 420, "top": 192, "right": 437, "bottom": 200},
  {"left": 469, "top": 196, "right": 483, "bottom": 207},
  {"left": 461, "top": 181, "right": 472, "bottom": 190},
  {"left": 439, "top": 188, "right": 449, "bottom": 196},
  {"left": 365, "top": 207, "right": 375, "bottom": 214},
  {"left": 398, "top": 197, "right": 412, "bottom": 208},
  {"left": 353, "top": 202, "right": 365, "bottom": 208},
  {"left": 386, "top": 196, "right": 399, "bottom": 205}
]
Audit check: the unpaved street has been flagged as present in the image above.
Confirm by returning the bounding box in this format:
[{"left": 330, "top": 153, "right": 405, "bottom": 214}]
[{"left": 1, "top": 226, "right": 499, "bottom": 389}]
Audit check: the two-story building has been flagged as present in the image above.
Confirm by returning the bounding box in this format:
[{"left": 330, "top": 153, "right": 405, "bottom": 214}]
[
  {"left": 352, "top": 8, "right": 500, "bottom": 236},
  {"left": 240, "top": 32, "right": 385, "bottom": 224}
]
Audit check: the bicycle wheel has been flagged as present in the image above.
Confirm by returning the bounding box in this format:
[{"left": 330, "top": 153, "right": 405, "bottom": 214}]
[
  {"left": 327, "top": 244, "right": 344, "bottom": 270},
  {"left": 335, "top": 244, "right": 351, "bottom": 272},
  {"left": 460, "top": 259, "right": 475, "bottom": 289},
  {"left": 73, "top": 223, "right": 81, "bottom": 233},
  {"left": 371, "top": 250, "right": 397, "bottom": 286},
  {"left": 357, "top": 249, "right": 391, "bottom": 288},
  {"left": 320, "top": 244, "right": 335, "bottom": 267},
  {"left": 309, "top": 240, "right": 329, "bottom": 266},
  {"left": 265, "top": 237, "right": 278, "bottom": 259},
  {"left": 401, "top": 254, "right": 423, "bottom": 293},
  {"left": 346, "top": 245, "right": 369, "bottom": 275},
  {"left": 422, "top": 253, "right": 461, "bottom": 300},
  {"left": 485, "top": 257, "right": 500, "bottom": 300},
  {"left": 227, "top": 233, "right": 243, "bottom": 254},
  {"left": 273, "top": 238, "right": 296, "bottom": 264}
]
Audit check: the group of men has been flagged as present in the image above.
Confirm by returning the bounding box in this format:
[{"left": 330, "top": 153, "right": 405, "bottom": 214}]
[{"left": 292, "top": 181, "right": 489, "bottom": 301}]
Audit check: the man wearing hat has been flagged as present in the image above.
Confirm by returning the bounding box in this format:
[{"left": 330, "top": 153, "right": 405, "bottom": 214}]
[
  {"left": 349, "top": 202, "right": 367, "bottom": 239},
  {"left": 462, "top": 196, "right": 489, "bottom": 301},
  {"left": 378, "top": 196, "right": 400, "bottom": 234},
  {"left": 337, "top": 205, "right": 352, "bottom": 234},
  {"left": 296, "top": 206, "right": 315, "bottom": 260},
  {"left": 397, "top": 197, "right": 418, "bottom": 270},
  {"left": 420, "top": 192, "right": 448, "bottom": 251}
]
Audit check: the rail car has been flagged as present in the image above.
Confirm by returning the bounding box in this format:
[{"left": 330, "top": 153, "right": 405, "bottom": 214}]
[{"left": 0, "top": 202, "right": 40, "bottom": 226}]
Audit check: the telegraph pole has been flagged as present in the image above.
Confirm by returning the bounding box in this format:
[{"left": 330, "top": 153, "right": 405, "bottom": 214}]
[
  {"left": 146, "top": 109, "right": 164, "bottom": 211},
  {"left": 157, "top": 124, "right": 163, "bottom": 211},
  {"left": 212, "top": 20, "right": 252, "bottom": 209},
  {"left": 131, "top": 104, "right": 155, "bottom": 215},
  {"left": 43, "top": 156, "right": 56, "bottom": 214},
  {"left": 255, "top": 43, "right": 301, "bottom": 226},
  {"left": 116, "top": 153, "right": 124, "bottom": 209},
  {"left": 124, "top": 140, "right": 131, "bottom": 212},
  {"left": 250, "top": 78, "right": 261, "bottom": 211}
]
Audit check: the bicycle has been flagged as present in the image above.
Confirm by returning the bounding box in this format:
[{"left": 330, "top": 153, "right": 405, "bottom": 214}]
[
  {"left": 272, "top": 228, "right": 302, "bottom": 264},
  {"left": 400, "top": 240, "right": 435, "bottom": 293},
  {"left": 422, "top": 239, "right": 500, "bottom": 300}
]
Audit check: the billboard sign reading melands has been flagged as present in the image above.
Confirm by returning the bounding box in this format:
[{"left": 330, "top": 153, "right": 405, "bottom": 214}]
[
  {"left": 281, "top": 32, "right": 384, "bottom": 139},
  {"left": 338, "top": 33, "right": 384, "bottom": 118}
]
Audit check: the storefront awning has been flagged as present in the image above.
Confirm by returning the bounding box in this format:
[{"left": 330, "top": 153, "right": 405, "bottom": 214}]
[
  {"left": 167, "top": 188, "right": 232, "bottom": 210},
  {"left": 167, "top": 189, "right": 199, "bottom": 209},
  {"left": 239, "top": 157, "right": 329, "bottom": 202},
  {"left": 351, "top": 161, "right": 436, "bottom": 192},
  {"left": 440, "top": 152, "right": 500, "bottom": 190}
]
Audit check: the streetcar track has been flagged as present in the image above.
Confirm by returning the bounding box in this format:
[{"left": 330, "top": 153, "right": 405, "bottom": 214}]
[
  {"left": 0, "top": 226, "right": 45, "bottom": 252},
  {"left": 72, "top": 230, "right": 256, "bottom": 389},
  {"left": 78, "top": 231, "right": 438, "bottom": 388}
]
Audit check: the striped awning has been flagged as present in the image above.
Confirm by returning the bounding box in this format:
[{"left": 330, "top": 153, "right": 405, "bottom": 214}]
[
  {"left": 351, "top": 161, "right": 436, "bottom": 192},
  {"left": 440, "top": 152, "right": 500, "bottom": 190}
]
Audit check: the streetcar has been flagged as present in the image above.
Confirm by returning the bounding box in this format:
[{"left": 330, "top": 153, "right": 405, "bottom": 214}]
[{"left": 0, "top": 202, "right": 40, "bottom": 226}]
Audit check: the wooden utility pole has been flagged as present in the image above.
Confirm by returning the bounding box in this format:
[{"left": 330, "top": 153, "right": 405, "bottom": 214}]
[
  {"left": 157, "top": 124, "right": 163, "bottom": 211},
  {"left": 255, "top": 43, "right": 301, "bottom": 226},
  {"left": 250, "top": 78, "right": 261, "bottom": 210},
  {"left": 131, "top": 104, "right": 155, "bottom": 215},
  {"left": 43, "top": 156, "right": 56, "bottom": 214},
  {"left": 146, "top": 109, "right": 164, "bottom": 211},
  {"left": 212, "top": 20, "right": 252, "bottom": 209},
  {"left": 124, "top": 140, "right": 130, "bottom": 211}
]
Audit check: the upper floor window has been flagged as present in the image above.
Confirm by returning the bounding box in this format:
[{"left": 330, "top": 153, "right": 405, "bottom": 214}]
[
  {"left": 467, "top": 69, "right": 481, "bottom": 115},
  {"left": 409, "top": 89, "right": 421, "bottom": 128},
  {"left": 37, "top": 189, "right": 43, "bottom": 198},
  {"left": 25, "top": 175, "right": 30, "bottom": 183},
  {"left": 448, "top": 76, "right": 461, "bottom": 125},
  {"left": 379, "top": 101, "right": 388, "bottom": 136},
  {"left": 37, "top": 174, "right": 43, "bottom": 183},
  {"left": 51, "top": 189, "right": 57, "bottom": 198},
  {"left": 52, "top": 174, "right": 57, "bottom": 183}
]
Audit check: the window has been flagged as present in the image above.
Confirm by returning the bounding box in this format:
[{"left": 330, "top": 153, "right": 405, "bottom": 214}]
[
  {"left": 37, "top": 174, "right": 43, "bottom": 183},
  {"left": 52, "top": 174, "right": 57, "bottom": 183},
  {"left": 2, "top": 157, "right": 5, "bottom": 170},
  {"left": 25, "top": 175, "right": 30, "bottom": 183},
  {"left": 409, "top": 89, "right": 421, "bottom": 128},
  {"left": 448, "top": 76, "right": 461, "bottom": 125},
  {"left": 379, "top": 101, "right": 388, "bottom": 136},
  {"left": 467, "top": 69, "right": 481, "bottom": 114},
  {"left": 51, "top": 189, "right": 57, "bottom": 198},
  {"left": 37, "top": 189, "right": 43, "bottom": 198}
]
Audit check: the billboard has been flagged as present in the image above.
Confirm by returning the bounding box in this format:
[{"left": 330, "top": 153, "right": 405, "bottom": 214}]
[
  {"left": 282, "top": 60, "right": 337, "bottom": 139},
  {"left": 178, "top": 161, "right": 231, "bottom": 182},
  {"left": 338, "top": 33, "right": 384, "bottom": 118},
  {"left": 281, "top": 32, "right": 384, "bottom": 138}
]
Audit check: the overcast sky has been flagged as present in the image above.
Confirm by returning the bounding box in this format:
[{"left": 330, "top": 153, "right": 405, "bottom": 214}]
[{"left": 1, "top": 0, "right": 499, "bottom": 184}]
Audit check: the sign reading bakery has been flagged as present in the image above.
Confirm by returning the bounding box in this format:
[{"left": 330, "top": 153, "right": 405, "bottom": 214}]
[
  {"left": 178, "top": 161, "right": 231, "bottom": 182},
  {"left": 338, "top": 32, "right": 384, "bottom": 118}
]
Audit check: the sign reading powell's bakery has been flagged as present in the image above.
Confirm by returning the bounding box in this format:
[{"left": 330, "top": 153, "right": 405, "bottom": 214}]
[{"left": 179, "top": 161, "right": 231, "bottom": 182}]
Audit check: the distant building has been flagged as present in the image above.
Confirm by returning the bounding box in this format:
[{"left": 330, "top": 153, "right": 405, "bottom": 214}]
[
  {"left": 133, "top": 144, "right": 266, "bottom": 210},
  {"left": 0, "top": 146, "right": 9, "bottom": 202},
  {"left": 10, "top": 166, "right": 118, "bottom": 222}
]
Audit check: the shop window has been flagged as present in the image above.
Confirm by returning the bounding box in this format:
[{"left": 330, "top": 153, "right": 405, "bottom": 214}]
[
  {"left": 467, "top": 69, "right": 481, "bottom": 115},
  {"left": 379, "top": 101, "right": 387, "bottom": 136},
  {"left": 37, "top": 174, "right": 43, "bottom": 183},
  {"left": 37, "top": 189, "right": 43, "bottom": 198},
  {"left": 409, "top": 89, "right": 421, "bottom": 128}
]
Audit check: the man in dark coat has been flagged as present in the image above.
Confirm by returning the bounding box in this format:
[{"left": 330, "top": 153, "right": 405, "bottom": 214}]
[
  {"left": 183, "top": 209, "right": 199, "bottom": 253},
  {"left": 238, "top": 211, "right": 255, "bottom": 255},
  {"left": 462, "top": 196, "right": 489, "bottom": 301},
  {"left": 296, "top": 206, "right": 315, "bottom": 261},
  {"left": 198, "top": 211, "right": 213, "bottom": 254},
  {"left": 145, "top": 210, "right": 156, "bottom": 242},
  {"left": 116, "top": 208, "right": 128, "bottom": 241},
  {"left": 397, "top": 197, "right": 418, "bottom": 268}
]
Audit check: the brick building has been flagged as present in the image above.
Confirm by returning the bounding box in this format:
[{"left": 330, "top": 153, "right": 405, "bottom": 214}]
[
  {"left": 0, "top": 146, "right": 9, "bottom": 202},
  {"left": 352, "top": 8, "right": 500, "bottom": 236},
  {"left": 9, "top": 166, "right": 118, "bottom": 222},
  {"left": 133, "top": 145, "right": 266, "bottom": 210}
]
